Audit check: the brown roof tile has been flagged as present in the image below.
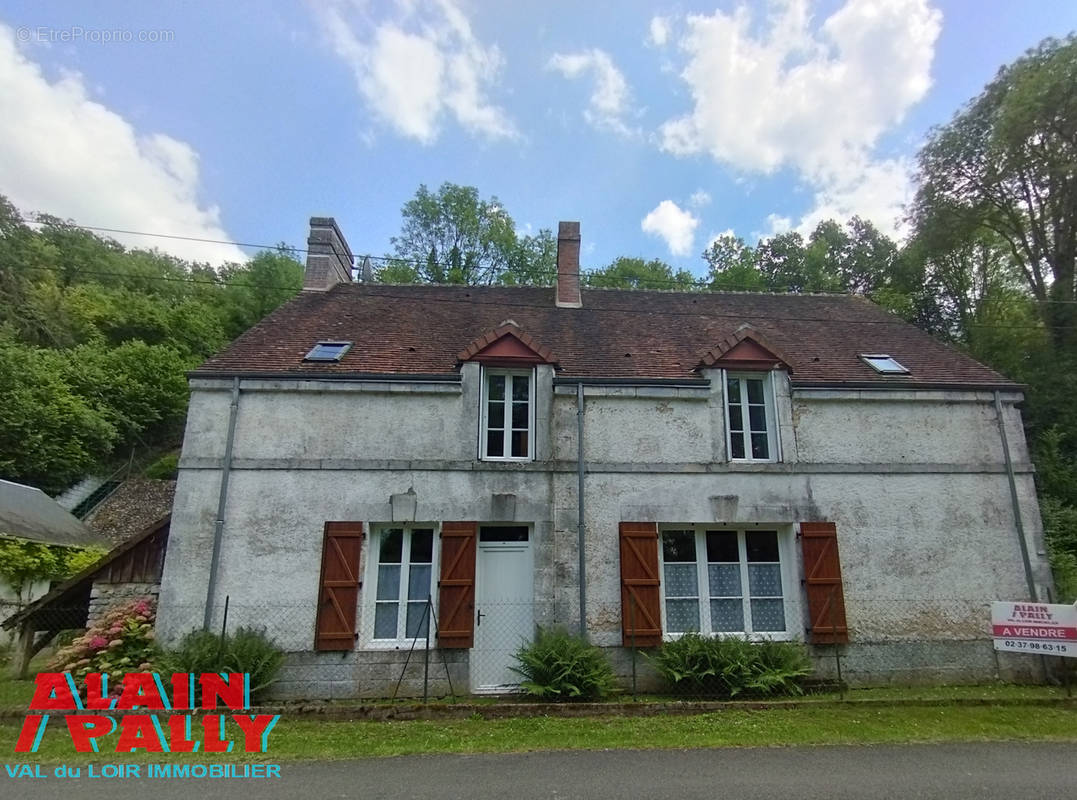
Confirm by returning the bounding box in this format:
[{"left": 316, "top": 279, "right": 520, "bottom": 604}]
[{"left": 193, "top": 285, "right": 1014, "bottom": 387}]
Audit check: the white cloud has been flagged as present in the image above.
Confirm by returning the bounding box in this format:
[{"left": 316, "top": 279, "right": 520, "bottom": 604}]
[
  {"left": 547, "top": 49, "right": 635, "bottom": 136},
  {"left": 641, "top": 200, "right": 699, "bottom": 257},
  {"left": 658, "top": 0, "right": 941, "bottom": 237},
  {"left": 0, "top": 27, "right": 245, "bottom": 265},
  {"left": 765, "top": 213, "right": 793, "bottom": 236},
  {"left": 689, "top": 189, "right": 711, "bottom": 207},
  {"left": 648, "top": 16, "right": 671, "bottom": 47},
  {"left": 316, "top": 0, "right": 516, "bottom": 144}
]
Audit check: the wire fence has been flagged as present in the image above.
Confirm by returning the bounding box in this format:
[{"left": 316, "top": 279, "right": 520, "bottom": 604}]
[{"left": 4, "top": 594, "right": 1073, "bottom": 702}]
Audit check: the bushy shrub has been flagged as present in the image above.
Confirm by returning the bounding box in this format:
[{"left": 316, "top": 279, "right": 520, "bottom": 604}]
[
  {"left": 143, "top": 452, "right": 179, "bottom": 480},
  {"left": 161, "top": 626, "right": 284, "bottom": 703},
  {"left": 47, "top": 597, "right": 158, "bottom": 681},
  {"left": 649, "top": 633, "right": 812, "bottom": 698},
  {"left": 510, "top": 627, "right": 618, "bottom": 701}
]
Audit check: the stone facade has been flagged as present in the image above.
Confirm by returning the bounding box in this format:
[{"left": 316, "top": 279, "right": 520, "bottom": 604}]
[
  {"left": 156, "top": 361, "right": 1050, "bottom": 697},
  {"left": 87, "top": 581, "right": 160, "bottom": 627}
]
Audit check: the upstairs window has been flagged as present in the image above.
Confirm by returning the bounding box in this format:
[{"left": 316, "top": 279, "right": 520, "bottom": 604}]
[
  {"left": 724, "top": 372, "right": 778, "bottom": 462},
  {"left": 304, "top": 341, "right": 352, "bottom": 362},
  {"left": 861, "top": 354, "right": 909, "bottom": 374},
  {"left": 481, "top": 368, "right": 534, "bottom": 461}
]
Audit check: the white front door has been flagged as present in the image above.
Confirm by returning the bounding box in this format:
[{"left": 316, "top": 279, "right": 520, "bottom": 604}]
[{"left": 472, "top": 526, "right": 534, "bottom": 691}]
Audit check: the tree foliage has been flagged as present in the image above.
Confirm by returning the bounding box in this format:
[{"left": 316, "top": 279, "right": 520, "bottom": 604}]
[
  {"left": 911, "top": 35, "right": 1077, "bottom": 349},
  {"left": 0, "top": 196, "right": 303, "bottom": 493},
  {"left": 586, "top": 256, "right": 697, "bottom": 290}
]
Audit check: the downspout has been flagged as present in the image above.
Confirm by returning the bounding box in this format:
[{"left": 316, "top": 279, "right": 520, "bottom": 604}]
[
  {"left": 994, "top": 390, "right": 1038, "bottom": 601},
  {"left": 577, "top": 382, "right": 587, "bottom": 639},
  {"left": 204, "top": 376, "right": 240, "bottom": 630}
]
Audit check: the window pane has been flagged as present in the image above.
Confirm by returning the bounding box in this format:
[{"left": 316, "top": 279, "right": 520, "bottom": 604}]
[
  {"left": 731, "top": 433, "right": 746, "bottom": 459},
  {"left": 487, "top": 401, "right": 504, "bottom": 428},
  {"left": 512, "top": 402, "right": 528, "bottom": 429},
  {"left": 708, "top": 563, "right": 742, "bottom": 597},
  {"left": 751, "top": 433, "right": 770, "bottom": 459},
  {"left": 748, "top": 564, "right": 783, "bottom": 596},
  {"left": 711, "top": 599, "right": 744, "bottom": 632},
  {"left": 705, "top": 531, "right": 739, "bottom": 563},
  {"left": 488, "top": 374, "right": 505, "bottom": 400},
  {"left": 512, "top": 375, "right": 529, "bottom": 401},
  {"left": 511, "top": 430, "right": 529, "bottom": 457},
  {"left": 665, "top": 599, "right": 700, "bottom": 633},
  {"left": 406, "top": 601, "right": 430, "bottom": 638},
  {"left": 748, "top": 404, "right": 767, "bottom": 432},
  {"left": 726, "top": 377, "right": 740, "bottom": 400},
  {"left": 487, "top": 430, "right": 504, "bottom": 456},
  {"left": 746, "top": 378, "right": 764, "bottom": 404},
  {"left": 376, "top": 564, "right": 400, "bottom": 601},
  {"left": 728, "top": 404, "right": 743, "bottom": 432},
  {"left": 374, "top": 602, "right": 398, "bottom": 638},
  {"left": 408, "top": 564, "right": 432, "bottom": 600},
  {"left": 379, "top": 530, "right": 402, "bottom": 563},
  {"left": 480, "top": 526, "right": 529, "bottom": 542},
  {"left": 411, "top": 530, "right": 433, "bottom": 563},
  {"left": 750, "top": 599, "right": 786, "bottom": 632},
  {"left": 662, "top": 530, "right": 696, "bottom": 562},
  {"left": 664, "top": 563, "right": 698, "bottom": 597},
  {"left": 746, "top": 531, "right": 780, "bottom": 562}
]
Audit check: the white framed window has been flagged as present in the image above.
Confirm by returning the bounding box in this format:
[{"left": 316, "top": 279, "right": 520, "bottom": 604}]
[
  {"left": 659, "top": 526, "right": 792, "bottom": 639},
  {"left": 481, "top": 368, "right": 534, "bottom": 461},
  {"left": 724, "top": 371, "right": 779, "bottom": 462},
  {"left": 367, "top": 525, "right": 437, "bottom": 644}
]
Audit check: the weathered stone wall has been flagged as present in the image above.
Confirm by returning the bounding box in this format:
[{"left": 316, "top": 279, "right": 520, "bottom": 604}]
[
  {"left": 158, "top": 368, "right": 1050, "bottom": 694},
  {"left": 87, "top": 581, "right": 159, "bottom": 627}
]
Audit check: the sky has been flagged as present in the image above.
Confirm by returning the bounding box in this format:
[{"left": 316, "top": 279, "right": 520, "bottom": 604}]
[{"left": 1, "top": 1, "right": 1075, "bottom": 277}]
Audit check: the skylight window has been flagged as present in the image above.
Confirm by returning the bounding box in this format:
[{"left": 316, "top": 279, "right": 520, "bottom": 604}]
[
  {"left": 861, "top": 354, "right": 909, "bottom": 375},
  {"left": 304, "top": 341, "right": 352, "bottom": 362}
]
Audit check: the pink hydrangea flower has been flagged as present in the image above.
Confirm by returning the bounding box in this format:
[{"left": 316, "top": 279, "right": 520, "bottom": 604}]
[{"left": 88, "top": 635, "right": 108, "bottom": 649}]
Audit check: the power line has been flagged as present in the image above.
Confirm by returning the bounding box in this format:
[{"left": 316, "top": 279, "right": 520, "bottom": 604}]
[{"left": 15, "top": 211, "right": 1077, "bottom": 306}]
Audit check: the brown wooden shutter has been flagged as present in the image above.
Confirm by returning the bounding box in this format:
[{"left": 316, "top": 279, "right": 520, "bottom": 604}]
[
  {"left": 437, "top": 521, "right": 477, "bottom": 648},
  {"left": 800, "top": 521, "right": 849, "bottom": 644},
  {"left": 619, "top": 522, "right": 662, "bottom": 647},
  {"left": 314, "top": 521, "right": 363, "bottom": 651}
]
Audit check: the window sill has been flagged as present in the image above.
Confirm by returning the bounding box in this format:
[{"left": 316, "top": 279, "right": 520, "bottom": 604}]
[{"left": 663, "top": 631, "right": 796, "bottom": 643}]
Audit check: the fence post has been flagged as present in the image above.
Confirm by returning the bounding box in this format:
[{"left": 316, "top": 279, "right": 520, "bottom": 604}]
[
  {"left": 630, "top": 591, "right": 638, "bottom": 702},
  {"left": 216, "top": 595, "right": 230, "bottom": 666},
  {"left": 829, "top": 586, "right": 843, "bottom": 699},
  {"left": 423, "top": 595, "right": 431, "bottom": 704}
]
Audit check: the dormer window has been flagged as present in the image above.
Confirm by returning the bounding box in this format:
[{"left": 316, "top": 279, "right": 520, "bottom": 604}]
[
  {"left": 304, "top": 341, "right": 352, "bottom": 362},
  {"left": 861, "top": 354, "right": 909, "bottom": 374},
  {"left": 481, "top": 368, "right": 534, "bottom": 461},
  {"left": 725, "top": 372, "right": 778, "bottom": 462}
]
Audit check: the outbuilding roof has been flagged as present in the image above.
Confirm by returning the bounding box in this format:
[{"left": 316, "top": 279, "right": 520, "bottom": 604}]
[
  {"left": 0, "top": 479, "right": 106, "bottom": 548},
  {"left": 192, "top": 284, "right": 1014, "bottom": 388}
]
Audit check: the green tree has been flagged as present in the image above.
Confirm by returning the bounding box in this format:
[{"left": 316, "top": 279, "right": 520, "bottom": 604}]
[
  {"left": 587, "top": 256, "right": 697, "bottom": 290},
  {"left": 911, "top": 35, "right": 1077, "bottom": 349},
  {"left": 390, "top": 183, "right": 518, "bottom": 285},
  {"left": 703, "top": 234, "right": 766, "bottom": 291}
]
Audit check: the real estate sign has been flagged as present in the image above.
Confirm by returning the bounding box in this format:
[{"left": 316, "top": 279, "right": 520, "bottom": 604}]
[{"left": 991, "top": 601, "right": 1077, "bottom": 657}]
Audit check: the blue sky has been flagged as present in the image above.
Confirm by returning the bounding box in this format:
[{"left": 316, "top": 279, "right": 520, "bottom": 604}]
[{"left": 1, "top": 1, "right": 1075, "bottom": 277}]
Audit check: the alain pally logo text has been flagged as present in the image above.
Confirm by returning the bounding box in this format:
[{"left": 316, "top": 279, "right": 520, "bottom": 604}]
[{"left": 14, "top": 672, "right": 279, "bottom": 754}]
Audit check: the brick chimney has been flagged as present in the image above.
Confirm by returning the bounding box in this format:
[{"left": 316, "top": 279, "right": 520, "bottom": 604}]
[
  {"left": 556, "top": 221, "right": 582, "bottom": 308},
  {"left": 304, "top": 217, "right": 354, "bottom": 291}
]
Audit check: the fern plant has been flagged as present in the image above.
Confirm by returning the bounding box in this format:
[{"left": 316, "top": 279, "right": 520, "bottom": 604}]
[
  {"left": 509, "top": 627, "right": 618, "bottom": 701},
  {"left": 649, "top": 633, "right": 811, "bottom": 698}
]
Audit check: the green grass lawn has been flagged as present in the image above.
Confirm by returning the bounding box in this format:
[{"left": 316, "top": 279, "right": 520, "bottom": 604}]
[{"left": 2, "top": 703, "right": 1074, "bottom": 763}]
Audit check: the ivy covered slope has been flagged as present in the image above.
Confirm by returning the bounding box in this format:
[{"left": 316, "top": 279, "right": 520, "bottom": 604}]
[{"left": 0, "top": 196, "right": 304, "bottom": 495}]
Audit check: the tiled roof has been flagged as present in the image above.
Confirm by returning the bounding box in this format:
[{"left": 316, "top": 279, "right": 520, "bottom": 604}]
[{"left": 193, "top": 284, "right": 1014, "bottom": 387}]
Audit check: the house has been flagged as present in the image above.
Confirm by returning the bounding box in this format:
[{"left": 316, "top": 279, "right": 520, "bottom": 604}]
[{"left": 155, "top": 218, "right": 1051, "bottom": 698}]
